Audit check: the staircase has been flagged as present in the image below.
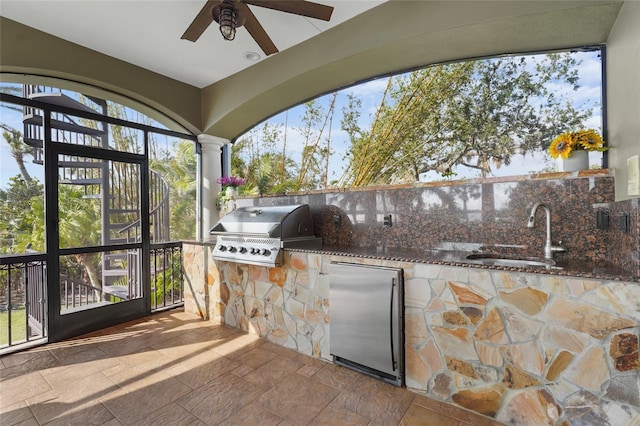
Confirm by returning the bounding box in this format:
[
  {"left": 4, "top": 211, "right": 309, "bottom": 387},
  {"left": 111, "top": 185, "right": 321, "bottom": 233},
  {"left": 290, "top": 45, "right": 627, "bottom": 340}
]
[{"left": 22, "top": 85, "right": 170, "bottom": 301}]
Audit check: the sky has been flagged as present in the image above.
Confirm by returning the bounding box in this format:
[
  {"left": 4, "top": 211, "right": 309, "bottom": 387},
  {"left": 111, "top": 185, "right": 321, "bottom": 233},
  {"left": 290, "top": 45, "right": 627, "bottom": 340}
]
[{"left": 1, "top": 50, "right": 603, "bottom": 190}]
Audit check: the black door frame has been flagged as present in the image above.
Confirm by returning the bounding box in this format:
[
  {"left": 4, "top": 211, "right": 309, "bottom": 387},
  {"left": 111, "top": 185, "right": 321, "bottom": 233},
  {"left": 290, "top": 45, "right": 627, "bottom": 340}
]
[
  {"left": 0, "top": 91, "right": 197, "bottom": 343},
  {"left": 45, "top": 139, "right": 150, "bottom": 341}
]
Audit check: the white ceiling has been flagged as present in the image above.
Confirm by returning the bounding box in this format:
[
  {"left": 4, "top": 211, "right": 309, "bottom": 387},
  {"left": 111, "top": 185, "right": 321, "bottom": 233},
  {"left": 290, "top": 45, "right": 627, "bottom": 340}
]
[{"left": 0, "top": 0, "right": 385, "bottom": 88}]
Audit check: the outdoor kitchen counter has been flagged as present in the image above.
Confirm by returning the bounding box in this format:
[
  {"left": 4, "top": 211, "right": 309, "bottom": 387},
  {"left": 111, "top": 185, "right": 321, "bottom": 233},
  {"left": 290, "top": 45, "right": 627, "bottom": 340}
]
[
  {"left": 181, "top": 241, "right": 640, "bottom": 425},
  {"left": 288, "top": 245, "right": 637, "bottom": 282},
  {"left": 186, "top": 239, "right": 636, "bottom": 282}
]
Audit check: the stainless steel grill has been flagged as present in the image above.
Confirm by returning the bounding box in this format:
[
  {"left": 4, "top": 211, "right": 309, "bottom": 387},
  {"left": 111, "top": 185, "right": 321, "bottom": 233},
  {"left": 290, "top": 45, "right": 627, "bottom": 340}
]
[{"left": 209, "top": 204, "right": 322, "bottom": 267}]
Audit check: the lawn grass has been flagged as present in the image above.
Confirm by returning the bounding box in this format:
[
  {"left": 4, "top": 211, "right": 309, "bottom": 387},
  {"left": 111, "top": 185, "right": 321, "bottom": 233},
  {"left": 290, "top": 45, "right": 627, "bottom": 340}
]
[{"left": 0, "top": 309, "right": 27, "bottom": 346}]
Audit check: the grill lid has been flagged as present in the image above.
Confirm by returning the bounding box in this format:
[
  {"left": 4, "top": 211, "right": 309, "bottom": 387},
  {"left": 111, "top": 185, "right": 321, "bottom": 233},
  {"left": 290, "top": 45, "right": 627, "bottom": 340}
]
[
  {"left": 209, "top": 204, "right": 321, "bottom": 267},
  {"left": 209, "top": 204, "right": 315, "bottom": 238}
]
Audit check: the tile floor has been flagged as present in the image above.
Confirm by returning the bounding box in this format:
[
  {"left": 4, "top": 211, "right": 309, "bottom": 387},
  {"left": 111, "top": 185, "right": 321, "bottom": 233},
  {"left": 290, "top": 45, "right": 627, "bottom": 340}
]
[{"left": 1, "top": 309, "right": 506, "bottom": 426}]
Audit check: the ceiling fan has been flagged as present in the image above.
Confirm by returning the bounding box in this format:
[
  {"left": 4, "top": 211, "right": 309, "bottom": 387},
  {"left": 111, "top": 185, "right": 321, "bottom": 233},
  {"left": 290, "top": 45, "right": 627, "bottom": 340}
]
[{"left": 181, "top": 0, "right": 334, "bottom": 56}]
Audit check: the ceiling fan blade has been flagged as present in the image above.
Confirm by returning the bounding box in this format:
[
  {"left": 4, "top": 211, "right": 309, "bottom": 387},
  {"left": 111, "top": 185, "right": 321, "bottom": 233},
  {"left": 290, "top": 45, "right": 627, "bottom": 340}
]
[
  {"left": 238, "top": 2, "right": 278, "bottom": 56},
  {"left": 181, "top": 0, "right": 218, "bottom": 42},
  {"left": 245, "top": 0, "right": 334, "bottom": 21}
]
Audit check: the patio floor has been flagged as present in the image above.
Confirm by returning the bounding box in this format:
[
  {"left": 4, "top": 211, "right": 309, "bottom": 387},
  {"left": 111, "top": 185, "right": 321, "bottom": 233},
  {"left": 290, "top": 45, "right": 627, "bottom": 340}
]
[{"left": 1, "top": 309, "right": 505, "bottom": 426}]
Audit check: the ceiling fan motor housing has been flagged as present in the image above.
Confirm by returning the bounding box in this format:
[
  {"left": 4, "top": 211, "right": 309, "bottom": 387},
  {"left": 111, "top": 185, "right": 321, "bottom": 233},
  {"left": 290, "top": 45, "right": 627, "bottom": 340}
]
[{"left": 213, "top": 1, "right": 246, "bottom": 28}]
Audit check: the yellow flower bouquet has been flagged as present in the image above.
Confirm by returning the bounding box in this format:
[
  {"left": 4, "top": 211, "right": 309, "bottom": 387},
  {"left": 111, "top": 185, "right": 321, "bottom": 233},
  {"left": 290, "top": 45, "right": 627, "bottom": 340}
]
[{"left": 548, "top": 129, "right": 607, "bottom": 159}]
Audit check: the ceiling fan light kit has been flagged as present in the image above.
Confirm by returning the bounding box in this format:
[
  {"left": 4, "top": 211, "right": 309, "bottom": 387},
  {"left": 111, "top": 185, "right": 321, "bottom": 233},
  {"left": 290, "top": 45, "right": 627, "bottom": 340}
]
[
  {"left": 214, "top": 1, "right": 245, "bottom": 41},
  {"left": 182, "top": 0, "right": 334, "bottom": 56}
]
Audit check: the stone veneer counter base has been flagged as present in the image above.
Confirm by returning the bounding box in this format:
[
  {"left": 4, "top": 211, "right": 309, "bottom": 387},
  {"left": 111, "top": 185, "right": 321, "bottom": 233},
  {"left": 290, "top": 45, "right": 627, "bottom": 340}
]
[{"left": 183, "top": 244, "right": 640, "bottom": 426}]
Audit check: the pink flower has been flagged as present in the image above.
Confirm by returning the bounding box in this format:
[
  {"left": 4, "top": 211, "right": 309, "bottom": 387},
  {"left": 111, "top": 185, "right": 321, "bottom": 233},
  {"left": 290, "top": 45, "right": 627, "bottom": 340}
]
[{"left": 216, "top": 175, "right": 245, "bottom": 187}]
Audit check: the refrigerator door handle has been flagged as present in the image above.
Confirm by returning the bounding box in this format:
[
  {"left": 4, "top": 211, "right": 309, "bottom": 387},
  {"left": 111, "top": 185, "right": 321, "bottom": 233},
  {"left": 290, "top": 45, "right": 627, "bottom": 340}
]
[{"left": 390, "top": 277, "right": 396, "bottom": 371}]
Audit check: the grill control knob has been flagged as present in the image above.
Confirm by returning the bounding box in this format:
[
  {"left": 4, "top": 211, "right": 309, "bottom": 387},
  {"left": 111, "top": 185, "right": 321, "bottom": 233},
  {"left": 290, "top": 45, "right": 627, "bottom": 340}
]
[
  {"left": 250, "top": 248, "right": 258, "bottom": 255},
  {"left": 261, "top": 249, "right": 271, "bottom": 256},
  {"left": 238, "top": 247, "right": 247, "bottom": 254},
  {"left": 228, "top": 246, "right": 237, "bottom": 253},
  {"left": 217, "top": 245, "right": 226, "bottom": 251}
]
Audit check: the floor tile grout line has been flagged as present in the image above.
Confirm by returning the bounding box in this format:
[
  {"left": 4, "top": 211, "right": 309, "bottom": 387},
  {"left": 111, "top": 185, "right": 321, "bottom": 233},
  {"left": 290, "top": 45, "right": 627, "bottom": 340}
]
[
  {"left": 176, "top": 369, "right": 273, "bottom": 426},
  {"left": 98, "top": 400, "right": 122, "bottom": 426},
  {"left": 175, "top": 397, "right": 211, "bottom": 426},
  {"left": 246, "top": 401, "right": 285, "bottom": 426},
  {"left": 41, "top": 371, "right": 125, "bottom": 426},
  {"left": 17, "top": 370, "right": 55, "bottom": 426},
  {"left": 245, "top": 370, "right": 295, "bottom": 425},
  {"left": 27, "top": 401, "right": 42, "bottom": 426},
  {"left": 397, "top": 393, "right": 418, "bottom": 425},
  {"left": 303, "top": 384, "right": 342, "bottom": 426},
  {"left": 253, "top": 367, "right": 348, "bottom": 426}
]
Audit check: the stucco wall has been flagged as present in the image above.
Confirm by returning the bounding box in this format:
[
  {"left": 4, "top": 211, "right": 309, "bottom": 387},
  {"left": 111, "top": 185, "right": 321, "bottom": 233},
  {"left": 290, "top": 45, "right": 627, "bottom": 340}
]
[
  {"left": 202, "top": 1, "right": 623, "bottom": 139},
  {"left": 607, "top": 1, "right": 640, "bottom": 201},
  {"left": 0, "top": 17, "right": 202, "bottom": 134}
]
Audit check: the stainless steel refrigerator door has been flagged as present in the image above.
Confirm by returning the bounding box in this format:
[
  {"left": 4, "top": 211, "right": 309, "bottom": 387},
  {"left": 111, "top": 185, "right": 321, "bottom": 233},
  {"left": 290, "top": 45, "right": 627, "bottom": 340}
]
[{"left": 329, "top": 262, "right": 401, "bottom": 378}]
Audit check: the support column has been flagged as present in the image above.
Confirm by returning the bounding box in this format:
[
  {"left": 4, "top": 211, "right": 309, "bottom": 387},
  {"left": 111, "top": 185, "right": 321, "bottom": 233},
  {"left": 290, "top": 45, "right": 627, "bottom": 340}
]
[{"left": 197, "top": 134, "right": 229, "bottom": 241}]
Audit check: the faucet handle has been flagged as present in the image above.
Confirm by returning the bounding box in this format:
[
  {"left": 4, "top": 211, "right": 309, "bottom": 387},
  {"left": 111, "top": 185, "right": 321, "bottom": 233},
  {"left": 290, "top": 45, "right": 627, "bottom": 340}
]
[{"left": 551, "top": 241, "right": 566, "bottom": 253}]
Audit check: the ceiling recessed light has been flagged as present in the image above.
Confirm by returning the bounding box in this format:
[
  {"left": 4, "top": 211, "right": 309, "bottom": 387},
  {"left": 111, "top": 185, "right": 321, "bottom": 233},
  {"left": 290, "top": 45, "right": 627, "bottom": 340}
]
[{"left": 245, "top": 51, "right": 261, "bottom": 61}]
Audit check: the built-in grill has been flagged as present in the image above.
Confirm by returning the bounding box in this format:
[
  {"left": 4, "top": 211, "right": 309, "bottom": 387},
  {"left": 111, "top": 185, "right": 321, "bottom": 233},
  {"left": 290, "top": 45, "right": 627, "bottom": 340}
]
[{"left": 209, "top": 204, "right": 322, "bottom": 267}]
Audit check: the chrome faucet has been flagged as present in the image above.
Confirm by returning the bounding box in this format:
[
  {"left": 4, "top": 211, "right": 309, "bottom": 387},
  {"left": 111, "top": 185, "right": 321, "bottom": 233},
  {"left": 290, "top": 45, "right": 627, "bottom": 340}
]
[{"left": 527, "top": 202, "right": 566, "bottom": 260}]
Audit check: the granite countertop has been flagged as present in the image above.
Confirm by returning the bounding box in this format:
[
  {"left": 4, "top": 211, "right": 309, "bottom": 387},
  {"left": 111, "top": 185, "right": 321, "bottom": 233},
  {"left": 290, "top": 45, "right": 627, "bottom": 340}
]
[
  {"left": 188, "top": 239, "right": 636, "bottom": 282},
  {"left": 291, "top": 245, "right": 637, "bottom": 282}
]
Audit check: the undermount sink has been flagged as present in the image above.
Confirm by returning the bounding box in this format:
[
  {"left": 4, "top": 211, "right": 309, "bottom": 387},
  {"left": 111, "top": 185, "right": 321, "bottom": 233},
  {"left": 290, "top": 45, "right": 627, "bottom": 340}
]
[{"left": 466, "top": 253, "right": 556, "bottom": 268}]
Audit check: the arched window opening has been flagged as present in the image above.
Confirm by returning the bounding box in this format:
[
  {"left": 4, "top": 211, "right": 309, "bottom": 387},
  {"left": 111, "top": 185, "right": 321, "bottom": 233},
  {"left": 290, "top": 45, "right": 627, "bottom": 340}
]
[
  {"left": 1, "top": 79, "right": 198, "bottom": 252},
  {"left": 231, "top": 48, "right": 605, "bottom": 195}
]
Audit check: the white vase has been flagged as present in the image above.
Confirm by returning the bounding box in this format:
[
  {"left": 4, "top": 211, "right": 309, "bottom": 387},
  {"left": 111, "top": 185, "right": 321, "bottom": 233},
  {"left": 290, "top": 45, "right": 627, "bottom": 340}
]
[
  {"left": 561, "top": 150, "right": 589, "bottom": 172},
  {"left": 223, "top": 186, "right": 238, "bottom": 212},
  {"left": 225, "top": 186, "right": 238, "bottom": 198}
]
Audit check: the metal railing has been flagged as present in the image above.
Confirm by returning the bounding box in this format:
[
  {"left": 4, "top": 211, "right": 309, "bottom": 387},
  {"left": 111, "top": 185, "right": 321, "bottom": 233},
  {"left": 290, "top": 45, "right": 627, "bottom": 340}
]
[
  {"left": 59, "top": 274, "right": 106, "bottom": 311},
  {"left": 150, "top": 242, "right": 184, "bottom": 311},
  {"left": 0, "top": 253, "right": 47, "bottom": 350},
  {"left": 22, "top": 85, "right": 109, "bottom": 165},
  {"left": 118, "top": 169, "right": 171, "bottom": 244},
  {"left": 0, "top": 243, "right": 184, "bottom": 352}
]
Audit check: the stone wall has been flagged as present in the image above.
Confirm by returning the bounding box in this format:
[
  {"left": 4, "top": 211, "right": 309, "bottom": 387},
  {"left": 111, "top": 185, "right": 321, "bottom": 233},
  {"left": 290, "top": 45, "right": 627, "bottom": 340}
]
[
  {"left": 184, "top": 244, "right": 331, "bottom": 360},
  {"left": 183, "top": 243, "right": 220, "bottom": 322},
  {"left": 183, "top": 244, "right": 640, "bottom": 425},
  {"left": 404, "top": 262, "right": 640, "bottom": 425}
]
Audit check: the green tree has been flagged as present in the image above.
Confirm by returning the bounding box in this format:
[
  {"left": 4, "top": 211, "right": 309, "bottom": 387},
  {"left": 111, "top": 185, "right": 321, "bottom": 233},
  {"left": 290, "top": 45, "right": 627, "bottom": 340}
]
[
  {"left": 150, "top": 140, "right": 197, "bottom": 240},
  {"left": 0, "top": 176, "right": 43, "bottom": 253},
  {"left": 340, "top": 65, "right": 472, "bottom": 186},
  {"left": 232, "top": 97, "right": 337, "bottom": 193},
  {"left": 340, "top": 53, "right": 590, "bottom": 186},
  {"left": 57, "top": 185, "right": 102, "bottom": 290},
  {"left": 1, "top": 127, "right": 35, "bottom": 185},
  {"left": 17, "top": 183, "right": 102, "bottom": 291},
  {"left": 232, "top": 122, "right": 298, "bottom": 194},
  {"left": 296, "top": 94, "right": 336, "bottom": 190},
  {"left": 151, "top": 252, "right": 182, "bottom": 307}
]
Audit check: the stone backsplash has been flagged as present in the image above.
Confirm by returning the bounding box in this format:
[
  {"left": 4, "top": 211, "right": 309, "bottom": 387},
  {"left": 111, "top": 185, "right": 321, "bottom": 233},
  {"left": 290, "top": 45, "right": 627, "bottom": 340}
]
[
  {"left": 237, "top": 170, "right": 639, "bottom": 280},
  {"left": 183, "top": 245, "right": 640, "bottom": 425}
]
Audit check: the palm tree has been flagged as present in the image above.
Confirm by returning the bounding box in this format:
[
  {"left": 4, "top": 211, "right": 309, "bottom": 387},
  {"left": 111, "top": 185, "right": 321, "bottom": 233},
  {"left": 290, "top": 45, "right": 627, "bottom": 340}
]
[
  {"left": 57, "top": 185, "right": 102, "bottom": 293},
  {"left": 2, "top": 127, "right": 34, "bottom": 185}
]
